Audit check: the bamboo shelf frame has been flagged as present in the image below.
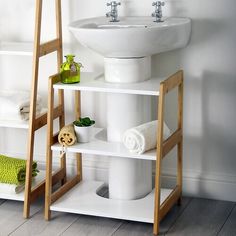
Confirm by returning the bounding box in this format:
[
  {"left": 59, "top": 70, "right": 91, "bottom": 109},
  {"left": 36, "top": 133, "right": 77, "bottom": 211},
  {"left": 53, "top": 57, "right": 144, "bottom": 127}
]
[
  {"left": 22, "top": 0, "right": 66, "bottom": 218},
  {"left": 45, "top": 70, "right": 184, "bottom": 235}
]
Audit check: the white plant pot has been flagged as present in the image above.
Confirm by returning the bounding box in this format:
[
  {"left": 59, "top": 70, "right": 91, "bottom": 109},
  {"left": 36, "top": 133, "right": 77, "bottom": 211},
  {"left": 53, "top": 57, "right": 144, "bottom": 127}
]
[{"left": 74, "top": 125, "right": 94, "bottom": 143}]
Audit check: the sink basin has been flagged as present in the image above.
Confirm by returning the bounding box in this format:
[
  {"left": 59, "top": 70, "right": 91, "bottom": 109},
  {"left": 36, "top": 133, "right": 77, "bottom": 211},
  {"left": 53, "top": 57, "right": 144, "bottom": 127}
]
[{"left": 69, "top": 16, "right": 191, "bottom": 58}]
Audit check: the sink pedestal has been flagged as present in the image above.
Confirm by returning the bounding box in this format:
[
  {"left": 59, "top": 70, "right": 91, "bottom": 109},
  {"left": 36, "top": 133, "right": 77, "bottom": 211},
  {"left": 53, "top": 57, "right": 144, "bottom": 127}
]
[
  {"left": 104, "top": 57, "right": 151, "bottom": 83},
  {"left": 106, "top": 57, "right": 153, "bottom": 200}
]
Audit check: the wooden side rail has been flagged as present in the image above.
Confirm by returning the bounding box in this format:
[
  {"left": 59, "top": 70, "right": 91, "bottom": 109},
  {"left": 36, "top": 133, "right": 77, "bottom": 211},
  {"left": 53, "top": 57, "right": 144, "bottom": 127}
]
[
  {"left": 153, "top": 70, "right": 184, "bottom": 235},
  {"left": 45, "top": 71, "right": 82, "bottom": 220}
]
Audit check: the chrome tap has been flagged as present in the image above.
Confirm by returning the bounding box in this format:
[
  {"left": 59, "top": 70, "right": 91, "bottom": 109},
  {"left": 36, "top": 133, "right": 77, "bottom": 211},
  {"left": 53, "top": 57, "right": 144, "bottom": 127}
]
[
  {"left": 152, "top": 1, "right": 165, "bottom": 22},
  {"left": 106, "top": 1, "right": 121, "bottom": 22}
]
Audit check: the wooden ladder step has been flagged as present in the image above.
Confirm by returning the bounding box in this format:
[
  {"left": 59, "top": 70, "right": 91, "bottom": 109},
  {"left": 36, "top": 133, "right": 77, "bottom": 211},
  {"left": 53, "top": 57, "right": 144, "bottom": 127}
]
[
  {"left": 39, "top": 39, "right": 61, "bottom": 57},
  {"left": 30, "top": 167, "right": 66, "bottom": 203},
  {"left": 162, "top": 129, "right": 182, "bottom": 158},
  {"left": 160, "top": 186, "right": 181, "bottom": 220},
  {"left": 34, "top": 105, "right": 63, "bottom": 131},
  {"left": 51, "top": 176, "right": 80, "bottom": 204}
]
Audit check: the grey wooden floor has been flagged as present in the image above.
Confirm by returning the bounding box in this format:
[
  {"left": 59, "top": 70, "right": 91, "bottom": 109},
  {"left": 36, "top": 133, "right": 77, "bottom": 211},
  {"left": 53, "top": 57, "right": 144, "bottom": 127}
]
[{"left": 0, "top": 197, "right": 235, "bottom": 236}]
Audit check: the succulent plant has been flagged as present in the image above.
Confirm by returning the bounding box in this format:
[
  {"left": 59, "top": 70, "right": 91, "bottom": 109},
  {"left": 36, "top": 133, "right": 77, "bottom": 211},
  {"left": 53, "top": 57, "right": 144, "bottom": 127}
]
[{"left": 73, "top": 117, "right": 95, "bottom": 127}]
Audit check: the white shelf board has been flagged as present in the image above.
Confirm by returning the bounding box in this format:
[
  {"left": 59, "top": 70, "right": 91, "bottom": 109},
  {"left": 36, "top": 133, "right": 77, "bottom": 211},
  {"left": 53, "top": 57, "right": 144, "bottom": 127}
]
[
  {"left": 0, "top": 109, "right": 47, "bottom": 129},
  {"left": 0, "top": 42, "right": 33, "bottom": 56},
  {"left": 0, "top": 170, "right": 46, "bottom": 201},
  {"left": 51, "top": 180, "right": 173, "bottom": 223},
  {"left": 54, "top": 73, "right": 164, "bottom": 96},
  {"left": 51, "top": 128, "right": 157, "bottom": 161},
  {"left": 0, "top": 119, "right": 29, "bottom": 129}
]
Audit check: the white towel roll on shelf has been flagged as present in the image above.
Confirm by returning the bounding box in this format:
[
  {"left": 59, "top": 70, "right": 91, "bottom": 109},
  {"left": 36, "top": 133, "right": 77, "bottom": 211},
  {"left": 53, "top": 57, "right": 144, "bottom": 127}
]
[{"left": 123, "top": 120, "right": 171, "bottom": 155}]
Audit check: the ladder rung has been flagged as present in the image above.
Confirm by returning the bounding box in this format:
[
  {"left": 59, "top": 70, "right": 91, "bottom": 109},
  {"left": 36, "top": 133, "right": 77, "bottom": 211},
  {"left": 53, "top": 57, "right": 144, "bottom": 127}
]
[
  {"left": 34, "top": 105, "right": 63, "bottom": 131},
  {"left": 160, "top": 185, "right": 181, "bottom": 220},
  {"left": 162, "top": 129, "right": 182, "bottom": 158},
  {"left": 30, "top": 167, "right": 66, "bottom": 203},
  {"left": 39, "top": 39, "right": 61, "bottom": 57},
  {"left": 51, "top": 175, "right": 80, "bottom": 204},
  {"left": 162, "top": 70, "right": 183, "bottom": 94}
]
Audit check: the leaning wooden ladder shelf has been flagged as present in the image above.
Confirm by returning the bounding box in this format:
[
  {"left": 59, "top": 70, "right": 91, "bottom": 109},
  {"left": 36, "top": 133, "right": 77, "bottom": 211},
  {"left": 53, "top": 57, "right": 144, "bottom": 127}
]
[
  {"left": 0, "top": 0, "right": 65, "bottom": 218},
  {"left": 23, "top": 0, "right": 66, "bottom": 218},
  {"left": 45, "top": 70, "right": 183, "bottom": 235}
]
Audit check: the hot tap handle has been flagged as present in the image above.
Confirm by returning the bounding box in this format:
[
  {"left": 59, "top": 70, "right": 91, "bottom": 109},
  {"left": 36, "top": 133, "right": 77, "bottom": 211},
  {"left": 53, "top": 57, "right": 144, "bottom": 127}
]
[{"left": 152, "top": 1, "right": 165, "bottom": 7}]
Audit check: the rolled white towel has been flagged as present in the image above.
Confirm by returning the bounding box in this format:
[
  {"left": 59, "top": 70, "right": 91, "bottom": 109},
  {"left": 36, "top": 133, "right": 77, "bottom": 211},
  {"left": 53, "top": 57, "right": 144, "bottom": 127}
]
[
  {"left": 123, "top": 120, "right": 171, "bottom": 155},
  {"left": 0, "top": 90, "right": 42, "bottom": 121}
]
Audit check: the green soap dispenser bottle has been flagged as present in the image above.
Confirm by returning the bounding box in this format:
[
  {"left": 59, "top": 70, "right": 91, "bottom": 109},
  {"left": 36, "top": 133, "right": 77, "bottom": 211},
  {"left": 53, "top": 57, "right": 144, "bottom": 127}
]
[{"left": 60, "top": 55, "right": 82, "bottom": 84}]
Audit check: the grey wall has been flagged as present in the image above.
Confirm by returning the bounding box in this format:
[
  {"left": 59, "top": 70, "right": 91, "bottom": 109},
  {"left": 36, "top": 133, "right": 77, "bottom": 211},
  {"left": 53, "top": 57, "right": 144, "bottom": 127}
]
[{"left": 0, "top": 0, "right": 236, "bottom": 201}]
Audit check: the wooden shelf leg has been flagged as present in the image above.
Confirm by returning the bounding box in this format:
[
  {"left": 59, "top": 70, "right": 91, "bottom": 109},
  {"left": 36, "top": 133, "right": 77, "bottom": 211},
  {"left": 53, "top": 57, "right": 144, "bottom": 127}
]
[
  {"left": 23, "top": 0, "right": 43, "bottom": 219},
  {"left": 75, "top": 91, "right": 83, "bottom": 180},
  {"left": 153, "top": 83, "right": 165, "bottom": 235},
  {"left": 177, "top": 71, "right": 184, "bottom": 206},
  {"left": 56, "top": 0, "right": 66, "bottom": 185},
  {"left": 44, "top": 77, "right": 55, "bottom": 220},
  {"left": 45, "top": 150, "right": 53, "bottom": 221},
  {"left": 60, "top": 153, "right": 67, "bottom": 185}
]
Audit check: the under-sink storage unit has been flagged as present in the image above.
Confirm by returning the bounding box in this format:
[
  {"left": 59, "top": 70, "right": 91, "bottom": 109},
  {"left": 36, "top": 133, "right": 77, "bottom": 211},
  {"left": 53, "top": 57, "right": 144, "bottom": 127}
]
[{"left": 45, "top": 70, "right": 183, "bottom": 235}]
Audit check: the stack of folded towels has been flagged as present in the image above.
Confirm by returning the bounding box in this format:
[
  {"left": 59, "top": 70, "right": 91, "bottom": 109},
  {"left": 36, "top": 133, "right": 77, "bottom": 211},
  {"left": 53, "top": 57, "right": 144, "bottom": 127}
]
[
  {"left": 0, "top": 90, "right": 43, "bottom": 121},
  {"left": 123, "top": 120, "right": 171, "bottom": 155},
  {"left": 0, "top": 154, "right": 39, "bottom": 193}
]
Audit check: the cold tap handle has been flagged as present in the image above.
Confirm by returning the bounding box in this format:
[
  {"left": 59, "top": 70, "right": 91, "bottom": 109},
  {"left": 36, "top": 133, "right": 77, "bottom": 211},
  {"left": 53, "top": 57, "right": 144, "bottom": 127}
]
[{"left": 107, "top": 1, "right": 121, "bottom": 7}]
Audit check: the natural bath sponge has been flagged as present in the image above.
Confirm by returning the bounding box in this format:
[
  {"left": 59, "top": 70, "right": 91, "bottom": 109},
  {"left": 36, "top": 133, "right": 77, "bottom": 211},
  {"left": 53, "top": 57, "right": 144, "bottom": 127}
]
[{"left": 58, "top": 124, "right": 77, "bottom": 147}]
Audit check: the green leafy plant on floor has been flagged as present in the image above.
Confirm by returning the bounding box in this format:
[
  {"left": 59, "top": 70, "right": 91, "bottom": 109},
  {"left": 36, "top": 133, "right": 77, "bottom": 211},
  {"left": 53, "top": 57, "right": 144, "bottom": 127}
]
[{"left": 73, "top": 117, "right": 95, "bottom": 127}]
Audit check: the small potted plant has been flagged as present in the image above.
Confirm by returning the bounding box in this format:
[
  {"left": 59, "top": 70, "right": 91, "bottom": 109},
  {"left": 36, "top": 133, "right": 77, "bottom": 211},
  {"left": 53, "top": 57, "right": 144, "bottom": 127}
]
[{"left": 73, "top": 117, "right": 95, "bottom": 143}]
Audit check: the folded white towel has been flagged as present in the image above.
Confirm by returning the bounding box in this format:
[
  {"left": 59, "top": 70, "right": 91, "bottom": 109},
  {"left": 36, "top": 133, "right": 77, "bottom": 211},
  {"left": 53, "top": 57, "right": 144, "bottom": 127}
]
[
  {"left": 0, "top": 90, "right": 42, "bottom": 121},
  {"left": 123, "top": 120, "right": 171, "bottom": 155}
]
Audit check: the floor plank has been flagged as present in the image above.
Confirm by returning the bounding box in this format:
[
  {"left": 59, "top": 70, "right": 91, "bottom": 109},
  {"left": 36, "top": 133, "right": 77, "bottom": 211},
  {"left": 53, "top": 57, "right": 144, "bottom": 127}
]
[
  {"left": 166, "top": 198, "right": 234, "bottom": 236},
  {"left": 10, "top": 210, "right": 79, "bottom": 236},
  {"left": 112, "top": 197, "right": 191, "bottom": 236},
  {"left": 0, "top": 200, "right": 41, "bottom": 236},
  {"left": 61, "top": 215, "right": 123, "bottom": 236},
  {"left": 218, "top": 204, "right": 236, "bottom": 236},
  {"left": 1, "top": 197, "right": 235, "bottom": 236},
  {"left": 0, "top": 199, "right": 5, "bottom": 205}
]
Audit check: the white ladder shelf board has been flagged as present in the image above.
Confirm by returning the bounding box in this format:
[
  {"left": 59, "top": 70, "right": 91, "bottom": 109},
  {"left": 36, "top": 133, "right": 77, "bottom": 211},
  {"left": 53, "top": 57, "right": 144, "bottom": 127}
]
[
  {"left": 53, "top": 73, "right": 163, "bottom": 96},
  {"left": 0, "top": 170, "right": 46, "bottom": 201},
  {"left": 0, "top": 109, "right": 47, "bottom": 129},
  {"left": 51, "top": 128, "right": 157, "bottom": 161},
  {"left": 0, "top": 120, "right": 29, "bottom": 129},
  {"left": 50, "top": 180, "right": 173, "bottom": 223},
  {"left": 0, "top": 42, "right": 33, "bottom": 56}
]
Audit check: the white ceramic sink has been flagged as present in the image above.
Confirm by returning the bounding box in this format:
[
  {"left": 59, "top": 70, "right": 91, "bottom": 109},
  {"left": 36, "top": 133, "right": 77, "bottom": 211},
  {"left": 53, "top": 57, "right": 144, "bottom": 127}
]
[{"left": 69, "top": 16, "right": 191, "bottom": 58}]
